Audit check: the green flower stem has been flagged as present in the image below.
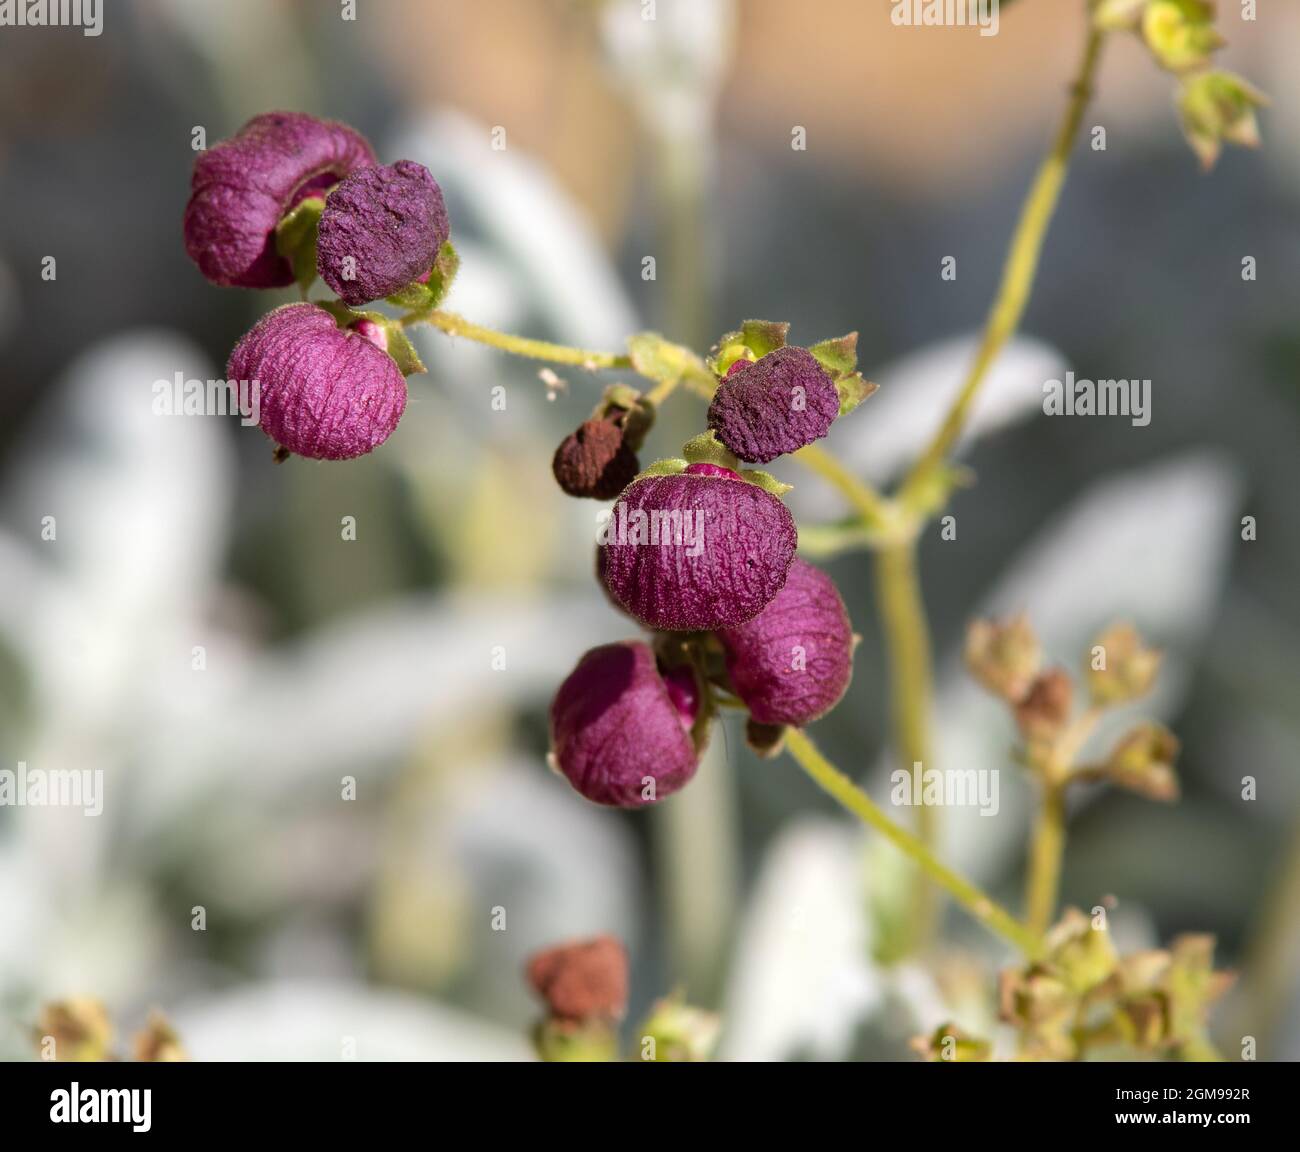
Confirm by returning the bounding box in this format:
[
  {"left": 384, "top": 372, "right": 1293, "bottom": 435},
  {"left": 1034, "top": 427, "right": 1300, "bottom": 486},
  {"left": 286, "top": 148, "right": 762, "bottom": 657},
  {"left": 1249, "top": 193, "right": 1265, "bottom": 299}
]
[
  {"left": 873, "top": 17, "right": 1107, "bottom": 955},
  {"left": 794, "top": 519, "right": 879, "bottom": 558},
  {"left": 783, "top": 727, "right": 1042, "bottom": 958},
  {"left": 644, "top": 374, "right": 685, "bottom": 408},
  {"left": 900, "top": 23, "right": 1106, "bottom": 509},
  {"left": 1025, "top": 782, "right": 1067, "bottom": 937},
  {"left": 793, "top": 443, "right": 894, "bottom": 533},
  {"left": 873, "top": 538, "right": 940, "bottom": 951},
  {"left": 405, "top": 308, "right": 633, "bottom": 370},
  {"left": 1025, "top": 707, "right": 1100, "bottom": 934},
  {"left": 409, "top": 310, "right": 900, "bottom": 534}
]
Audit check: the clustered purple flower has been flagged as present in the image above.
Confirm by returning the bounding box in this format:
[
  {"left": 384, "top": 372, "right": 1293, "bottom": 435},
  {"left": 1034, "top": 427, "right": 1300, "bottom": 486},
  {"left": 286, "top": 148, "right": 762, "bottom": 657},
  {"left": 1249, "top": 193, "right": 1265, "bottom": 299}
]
[
  {"left": 185, "top": 112, "right": 450, "bottom": 459},
  {"left": 550, "top": 350, "right": 858, "bottom": 809},
  {"left": 186, "top": 112, "right": 861, "bottom": 814},
  {"left": 184, "top": 112, "right": 375, "bottom": 289}
]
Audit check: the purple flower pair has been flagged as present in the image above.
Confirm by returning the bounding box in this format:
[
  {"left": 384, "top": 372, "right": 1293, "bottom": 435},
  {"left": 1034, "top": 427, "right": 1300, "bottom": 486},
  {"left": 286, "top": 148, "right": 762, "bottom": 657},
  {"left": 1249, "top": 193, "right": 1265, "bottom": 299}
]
[
  {"left": 547, "top": 426, "right": 858, "bottom": 808},
  {"left": 184, "top": 112, "right": 451, "bottom": 459},
  {"left": 553, "top": 473, "right": 853, "bottom": 809},
  {"left": 185, "top": 111, "right": 448, "bottom": 302}
]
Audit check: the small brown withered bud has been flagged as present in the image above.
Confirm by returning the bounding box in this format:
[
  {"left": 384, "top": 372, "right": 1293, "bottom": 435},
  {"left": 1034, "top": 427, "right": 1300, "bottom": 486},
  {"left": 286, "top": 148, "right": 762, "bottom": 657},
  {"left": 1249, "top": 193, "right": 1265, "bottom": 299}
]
[
  {"left": 132, "top": 1011, "right": 188, "bottom": 1062},
  {"left": 1014, "top": 667, "right": 1073, "bottom": 744},
  {"left": 526, "top": 934, "right": 629, "bottom": 1022},
  {"left": 551, "top": 416, "right": 639, "bottom": 500},
  {"left": 33, "top": 999, "right": 114, "bottom": 1062}
]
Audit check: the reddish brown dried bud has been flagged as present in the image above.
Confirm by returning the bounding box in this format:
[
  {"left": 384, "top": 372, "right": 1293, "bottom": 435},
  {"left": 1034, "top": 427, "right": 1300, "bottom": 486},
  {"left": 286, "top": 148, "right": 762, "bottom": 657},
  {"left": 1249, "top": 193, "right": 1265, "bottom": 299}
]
[
  {"left": 1014, "top": 668, "right": 1074, "bottom": 744},
  {"left": 552, "top": 417, "right": 639, "bottom": 500},
  {"left": 526, "top": 935, "right": 629, "bottom": 1022}
]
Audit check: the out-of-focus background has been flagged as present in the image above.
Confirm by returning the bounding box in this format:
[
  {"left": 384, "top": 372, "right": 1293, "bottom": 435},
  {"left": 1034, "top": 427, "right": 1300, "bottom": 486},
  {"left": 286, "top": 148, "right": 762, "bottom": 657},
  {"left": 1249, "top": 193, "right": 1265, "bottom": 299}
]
[{"left": 0, "top": 0, "right": 1296, "bottom": 1061}]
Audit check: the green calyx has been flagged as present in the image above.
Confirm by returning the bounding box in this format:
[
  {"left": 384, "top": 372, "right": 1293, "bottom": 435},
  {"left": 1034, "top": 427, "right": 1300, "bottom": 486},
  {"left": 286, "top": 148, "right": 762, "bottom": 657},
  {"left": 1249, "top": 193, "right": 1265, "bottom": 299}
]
[
  {"left": 275, "top": 196, "right": 326, "bottom": 294},
  {"left": 807, "top": 330, "right": 879, "bottom": 416},
  {"left": 629, "top": 444, "right": 792, "bottom": 500},
  {"left": 706, "top": 318, "right": 790, "bottom": 376},
  {"left": 385, "top": 240, "right": 460, "bottom": 311},
  {"left": 682, "top": 430, "right": 739, "bottom": 471},
  {"left": 593, "top": 383, "right": 655, "bottom": 451},
  {"left": 1178, "top": 69, "right": 1268, "bottom": 170},
  {"left": 1141, "top": 0, "right": 1223, "bottom": 74},
  {"left": 318, "top": 301, "right": 426, "bottom": 377},
  {"left": 710, "top": 322, "right": 877, "bottom": 417},
  {"left": 626, "top": 330, "right": 699, "bottom": 400}
]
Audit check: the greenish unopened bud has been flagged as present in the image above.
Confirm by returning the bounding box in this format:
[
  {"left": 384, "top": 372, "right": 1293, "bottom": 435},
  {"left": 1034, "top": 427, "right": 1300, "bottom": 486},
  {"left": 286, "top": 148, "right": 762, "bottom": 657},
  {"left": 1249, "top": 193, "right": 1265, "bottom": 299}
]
[
  {"left": 1086, "top": 622, "right": 1161, "bottom": 706},
  {"left": 635, "top": 996, "right": 720, "bottom": 1062},
  {"left": 1142, "top": 0, "right": 1223, "bottom": 73},
  {"left": 1105, "top": 722, "right": 1180, "bottom": 801},
  {"left": 33, "top": 999, "right": 114, "bottom": 1062},
  {"left": 910, "top": 1022, "right": 991, "bottom": 1062},
  {"left": 532, "top": 1017, "right": 620, "bottom": 1062},
  {"left": 1178, "top": 69, "right": 1268, "bottom": 170},
  {"left": 1044, "top": 907, "right": 1118, "bottom": 995}
]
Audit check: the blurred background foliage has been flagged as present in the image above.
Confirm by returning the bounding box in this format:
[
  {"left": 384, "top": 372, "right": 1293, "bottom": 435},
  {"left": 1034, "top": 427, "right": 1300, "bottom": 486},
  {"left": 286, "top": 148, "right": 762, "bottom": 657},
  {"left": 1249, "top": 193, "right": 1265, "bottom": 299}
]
[{"left": 0, "top": 0, "right": 1296, "bottom": 1060}]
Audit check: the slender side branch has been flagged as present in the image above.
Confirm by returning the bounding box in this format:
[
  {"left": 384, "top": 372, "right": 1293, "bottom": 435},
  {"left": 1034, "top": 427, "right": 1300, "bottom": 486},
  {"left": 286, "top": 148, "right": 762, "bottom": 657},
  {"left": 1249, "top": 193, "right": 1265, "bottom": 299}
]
[
  {"left": 901, "top": 25, "right": 1106, "bottom": 507},
  {"left": 784, "top": 728, "right": 1042, "bottom": 958},
  {"left": 407, "top": 315, "right": 897, "bottom": 521},
  {"left": 1026, "top": 783, "right": 1067, "bottom": 936},
  {"left": 874, "top": 539, "right": 939, "bottom": 949},
  {"left": 1024, "top": 705, "right": 1100, "bottom": 934},
  {"left": 406, "top": 308, "right": 633, "bottom": 370},
  {"left": 793, "top": 444, "right": 893, "bottom": 532},
  {"left": 875, "top": 20, "right": 1108, "bottom": 955}
]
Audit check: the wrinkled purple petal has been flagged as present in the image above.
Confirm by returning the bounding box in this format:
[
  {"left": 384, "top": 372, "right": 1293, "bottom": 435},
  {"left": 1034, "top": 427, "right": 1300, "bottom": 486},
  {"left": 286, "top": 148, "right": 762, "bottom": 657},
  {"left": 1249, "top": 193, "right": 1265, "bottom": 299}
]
[
  {"left": 184, "top": 112, "right": 375, "bottom": 289},
  {"left": 599, "top": 471, "right": 797, "bottom": 631},
  {"left": 707, "top": 346, "right": 840, "bottom": 463},
  {"left": 227, "top": 303, "right": 406, "bottom": 460},
  {"left": 718, "top": 558, "right": 854, "bottom": 725},
  {"left": 317, "top": 160, "right": 450, "bottom": 306},
  {"left": 549, "top": 641, "right": 698, "bottom": 808}
]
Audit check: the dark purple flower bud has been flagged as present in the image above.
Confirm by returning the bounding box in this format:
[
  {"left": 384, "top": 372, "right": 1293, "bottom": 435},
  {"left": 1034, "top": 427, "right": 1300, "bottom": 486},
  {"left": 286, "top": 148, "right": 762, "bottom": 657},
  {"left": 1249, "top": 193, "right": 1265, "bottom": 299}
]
[
  {"left": 599, "top": 465, "right": 797, "bottom": 631},
  {"left": 717, "top": 558, "right": 854, "bottom": 726},
  {"left": 549, "top": 642, "right": 700, "bottom": 808},
  {"left": 316, "top": 160, "right": 450, "bottom": 306},
  {"left": 707, "top": 345, "right": 840, "bottom": 463},
  {"left": 184, "top": 112, "right": 375, "bottom": 289},
  {"left": 226, "top": 302, "right": 406, "bottom": 460},
  {"left": 552, "top": 417, "right": 639, "bottom": 500}
]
